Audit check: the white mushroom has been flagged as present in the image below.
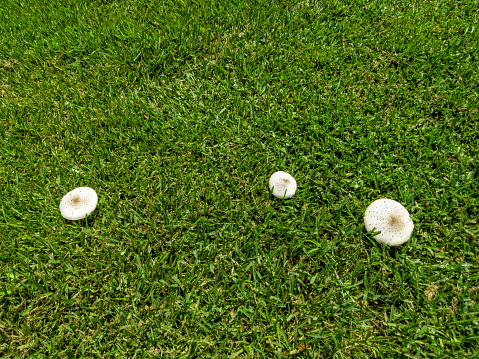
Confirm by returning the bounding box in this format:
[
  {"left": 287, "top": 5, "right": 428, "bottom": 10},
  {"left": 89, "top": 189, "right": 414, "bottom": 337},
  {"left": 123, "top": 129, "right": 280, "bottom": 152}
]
[
  {"left": 268, "top": 171, "right": 297, "bottom": 199},
  {"left": 364, "top": 198, "right": 414, "bottom": 245},
  {"left": 59, "top": 187, "right": 98, "bottom": 221}
]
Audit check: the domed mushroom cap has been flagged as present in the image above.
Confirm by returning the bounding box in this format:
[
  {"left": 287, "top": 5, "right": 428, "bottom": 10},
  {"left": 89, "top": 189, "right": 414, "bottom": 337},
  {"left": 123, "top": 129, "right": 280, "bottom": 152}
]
[
  {"left": 269, "top": 171, "right": 297, "bottom": 199},
  {"left": 364, "top": 198, "right": 414, "bottom": 245},
  {"left": 59, "top": 187, "right": 98, "bottom": 221}
]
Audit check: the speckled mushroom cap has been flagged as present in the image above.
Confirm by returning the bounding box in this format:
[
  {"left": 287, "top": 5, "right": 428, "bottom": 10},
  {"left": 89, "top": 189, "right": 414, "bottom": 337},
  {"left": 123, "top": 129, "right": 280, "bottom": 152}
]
[
  {"left": 364, "top": 198, "right": 414, "bottom": 245},
  {"left": 59, "top": 187, "right": 98, "bottom": 221},
  {"left": 268, "top": 171, "right": 297, "bottom": 199}
]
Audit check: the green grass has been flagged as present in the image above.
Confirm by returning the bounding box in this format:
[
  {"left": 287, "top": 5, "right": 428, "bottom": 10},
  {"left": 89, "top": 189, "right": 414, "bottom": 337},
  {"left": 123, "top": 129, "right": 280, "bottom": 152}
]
[{"left": 1, "top": 0, "right": 478, "bottom": 357}]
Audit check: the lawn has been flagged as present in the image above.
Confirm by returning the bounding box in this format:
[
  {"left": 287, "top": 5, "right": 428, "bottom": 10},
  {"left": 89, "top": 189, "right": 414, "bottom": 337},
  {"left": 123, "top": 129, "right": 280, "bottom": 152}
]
[{"left": 0, "top": 0, "right": 478, "bottom": 357}]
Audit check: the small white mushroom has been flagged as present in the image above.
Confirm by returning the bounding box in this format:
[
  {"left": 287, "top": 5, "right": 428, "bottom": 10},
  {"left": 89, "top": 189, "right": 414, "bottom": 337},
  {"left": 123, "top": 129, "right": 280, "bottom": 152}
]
[
  {"left": 364, "top": 198, "right": 414, "bottom": 245},
  {"left": 59, "top": 187, "right": 98, "bottom": 221},
  {"left": 269, "top": 171, "right": 297, "bottom": 199}
]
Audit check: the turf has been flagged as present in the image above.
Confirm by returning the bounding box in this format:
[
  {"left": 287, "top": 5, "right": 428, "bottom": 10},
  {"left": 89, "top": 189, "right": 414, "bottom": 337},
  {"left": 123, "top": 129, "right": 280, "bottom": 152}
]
[{"left": 0, "top": 0, "right": 478, "bottom": 357}]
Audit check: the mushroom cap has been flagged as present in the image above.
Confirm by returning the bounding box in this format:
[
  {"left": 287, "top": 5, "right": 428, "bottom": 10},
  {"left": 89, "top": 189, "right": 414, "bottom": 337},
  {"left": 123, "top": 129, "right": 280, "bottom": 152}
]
[
  {"left": 59, "top": 187, "right": 98, "bottom": 221},
  {"left": 268, "top": 171, "right": 297, "bottom": 199},
  {"left": 364, "top": 198, "right": 414, "bottom": 245}
]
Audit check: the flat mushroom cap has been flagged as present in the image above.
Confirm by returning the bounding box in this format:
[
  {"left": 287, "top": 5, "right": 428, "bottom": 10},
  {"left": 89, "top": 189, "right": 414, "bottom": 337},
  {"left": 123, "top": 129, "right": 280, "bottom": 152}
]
[
  {"left": 59, "top": 187, "right": 98, "bottom": 221},
  {"left": 269, "top": 171, "right": 297, "bottom": 199},
  {"left": 364, "top": 198, "right": 414, "bottom": 246}
]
